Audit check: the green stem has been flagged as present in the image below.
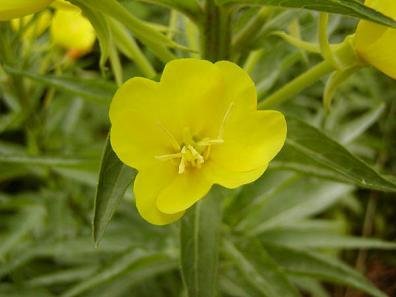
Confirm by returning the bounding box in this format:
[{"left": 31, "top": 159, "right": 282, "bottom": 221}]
[
  {"left": 201, "top": 0, "right": 231, "bottom": 61},
  {"left": 243, "top": 49, "right": 265, "bottom": 74},
  {"left": 319, "top": 13, "right": 338, "bottom": 68},
  {"left": 232, "top": 7, "right": 272, "bottom": 54},
  {"left": 259, "top": 60, "right": 335, "bottom": 109},
  {"left": 179, "top": 4, "right": 231, "bottom": 297}
]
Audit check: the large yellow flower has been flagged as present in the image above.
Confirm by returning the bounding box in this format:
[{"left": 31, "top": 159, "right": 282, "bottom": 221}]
[
  {"left": 109, "top": 59, "right": 287, "bottom": 225},
  {"left": 50, "top": 1, "right": 95, "bottom": 57},
  {"left": 354, "top": 0, "right": 396, "bottom": 79},
  {"left": 0, "top": 0, "right": 53, "bottom": 21}
]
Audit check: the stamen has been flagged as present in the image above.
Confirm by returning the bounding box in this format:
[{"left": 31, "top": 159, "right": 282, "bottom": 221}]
[
  {"left": 155, "top": 152, "right": 182, "bottom": 161},
  {"left": 187, "top": 145, "right": 204, "bottom": 164},
  {"left": 204, "top": 145, "right": 211, "bottom": 160},
  {"left": 197, "top": 138, "right": 224, "bottom": 146},
  {"left": 178, "top": 146, "right": 187, "bottom": 174},
  {"left": 157, "top": 121, "right": 180, "bottom": 151},
  {"left": 155, "top": 121, "right": 227, "bottom": 174},
  {"left": 218, "top": 102, "right": 235, "bottom": 139}
]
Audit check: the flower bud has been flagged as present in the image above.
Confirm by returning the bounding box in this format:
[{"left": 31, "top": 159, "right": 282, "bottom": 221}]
[
  {"left": 0, "top": 0, "right": 53, "bottom": 21},
  {"left": 354, "top": 0, "right": 396, "bottom": 79},
  {"left": 50, "top": 1, "right": 95, "bottom": 58}
]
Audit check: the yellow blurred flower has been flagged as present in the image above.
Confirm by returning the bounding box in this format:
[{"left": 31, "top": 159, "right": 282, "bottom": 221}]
[
  {"left": 109, "top": 59, "right": 287, "bottom": 225},
  {"left": 354, "top": 0, "right": 396, "bottom": 79},
  {"left": 11, "top": 11, "right": 52, "bottom": 39},
  {"left": 50, "top": 1, "right": 95, "bottom": 58},
  {"left": 0, "top": 0, "right": 53, "bottom": 21}
]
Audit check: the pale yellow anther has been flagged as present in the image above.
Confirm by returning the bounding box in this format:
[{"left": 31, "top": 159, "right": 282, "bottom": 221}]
[
  {"left": 187, "top": 145, "right": 204, "bottom": 164},
  {"left": 178, "top": 146, "right": 187, "bottom": 174},
  {"left": 155, "top": 122, "right": 226, "bottom": 174}
]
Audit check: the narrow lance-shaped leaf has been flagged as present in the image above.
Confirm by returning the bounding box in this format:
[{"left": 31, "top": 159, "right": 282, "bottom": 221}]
[
  {"left": 274, "top": 117, "right": 396, "bottom": 192},
  {"left": 61, "top": 250, "right": 176, "bottom": 297},
  {"left": 180, "top": 186, "right": 222, "bottom": 297},
  {"left": 108, "top": 18, "right": 156, "bottom": 79},
  {"left": 266, "top": 244, "right": 387, "bottom": 297},
  {"left": 93, "top": 137, "right": 136, "bottom": 245},
  {"left": 76, "top": 2, "right": 111, "bottom": 71},
  {"left": 260, "top": 228, "right": 396, "bottom": 250},
  {"left": 4, "top": 66, "right": 116, "bottom": 105},
  {"left": 71, "top": 0, "right": 179, "bottom": 48},
  {"left": 138, "top": 0, "right": 201, "bottom": 20},
  {"left": 223, "top": 240, "right": 301, "bottom": 297},
  {"left": 216, "top": 0, "right": 396, "bottom": 28},
  {"left": 0, "top": 206, "right": 45, "bottom": 259}
]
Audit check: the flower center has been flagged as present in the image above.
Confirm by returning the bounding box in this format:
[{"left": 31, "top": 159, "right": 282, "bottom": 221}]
[
  {"left": 155, "top": 128, "right": 223, "bottom": 174},
  {"left": 155, "top": 102, "right": 234, "bottom": 174}
]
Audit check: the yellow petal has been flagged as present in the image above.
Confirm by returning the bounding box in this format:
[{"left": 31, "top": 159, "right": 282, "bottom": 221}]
[
  {"left": 210, "top": 110, "right": 287, "bottom": 172},
  {"left": 51, "top": 8, "right": 95, "bottom": 54},
  {"left": 134, "top": 164, "right": 183, "bottom": 225},
  {"left": 0, "top": 0, "right": 53, "bottom": 21},
  {"left": 156, "top": 170, "right": 212, "bottom": 214},
  {"left": 354, "top": 0, "right": 396, "bottom": 79},
  {"left": 109, "top": 77, "right": 177, "bottom": 170},
  {"left": 363, "top": 0, "right": 396, "bottom": 18},
  {"left": 215, "top": 60, "right": 257, "bottom": 110},
  {"left": 204, "top": 161, "right": 268, "bottom": 189},
  {"left": 160, "top": 58, "right": 225, "bottom": 138},
  {"left": 159, "top": 59, "right": 259, "bottom": 140}
]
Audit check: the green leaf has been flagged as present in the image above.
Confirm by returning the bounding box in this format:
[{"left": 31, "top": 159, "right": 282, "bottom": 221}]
[
  {"left": 180, "top": 186, "right": 223, "bottom": 297},
  {"left": 224, "top": 171, "right": 296, "bottom": 227},
  {"left": 220, "top": 276, "right": 261, "bottom": 297},
  {"left": 237, "top": 179, "right": 352, "bottom": 235},
  {"left": 274, "top": 117, "right": 396, "bottom": 192},
  {"left": 0, "top": 154, "right": 93, "bottom": 167},
  {"left": 60, "top": 250, "right": 176, "bottom": 297},
  {"left": 109, "top": 19, "right": 156, "bottom": 79},
  {"left": 289, "top": 276, "right": 330, "bottom": 297},
  {"left": 336, "top": 103, "right": 386, "bottom": 144},
  {"left": 266, "top": 245, "right": 387, "bottom": 297},
  {"left": 76, "top": 2, "right": 111, "bottom": 71},
  {"left": 27, "top": 266, "right": 98, "bottom": 286},
  {"left": 138, "top": 0, "right": 200, "bottom": 20},
  {"left": 260, "top": 228, "right": 396, "bottom": 249},
  {"left": 216, "top": 0, "right": 396, "bottom": 28},
  {"left": 223, "top": 240, "right": 301, "bottom": 297},
  {"left": 71, "top": 0, "right": 178, "bottom": 61},
  {"left": 93, "top": 138, "right": 136, "bottom": 245},
  {"left": 0, "top": 206, "right": 45, "bottom": 259},
  {"left": 4, "top": 66, "right": 116, "bottom": 105},
  {"left": 0, "top": 285, "right": 54, "bottom": 297}
]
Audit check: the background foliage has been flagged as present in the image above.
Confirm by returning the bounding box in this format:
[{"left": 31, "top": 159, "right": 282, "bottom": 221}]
[{"left": 0, "top": 0, "right": 396, "bottom": 296}]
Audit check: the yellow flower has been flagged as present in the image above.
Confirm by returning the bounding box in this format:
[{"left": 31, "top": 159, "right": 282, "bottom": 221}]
[
  {"left": 109, "top": 59, "right": 287, "bottom": 225},
  {"left": 354, "top": 0, "right": 396, "bottom": 79},
  {"left": 50, "top": 1, "right": 95, "bottom": 58},
  {"left": 0, "top": 0, "right": 53, "bottom": 21},
  {"left": 11, "top": 11, "right": 52, "bottom": 39}
]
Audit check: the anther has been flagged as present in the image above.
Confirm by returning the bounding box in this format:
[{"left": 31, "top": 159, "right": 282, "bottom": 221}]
[
  {"left": 187, "top": 145, "right": 204, "bottom": 164},
  {"left": 178, "top": 146, "right": 187, "bottom": 174}
]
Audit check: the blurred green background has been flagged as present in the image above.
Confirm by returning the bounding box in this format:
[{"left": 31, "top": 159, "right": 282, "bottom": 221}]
[{"left": 0, "top": 1, "right": 396, "bottom": 297}]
